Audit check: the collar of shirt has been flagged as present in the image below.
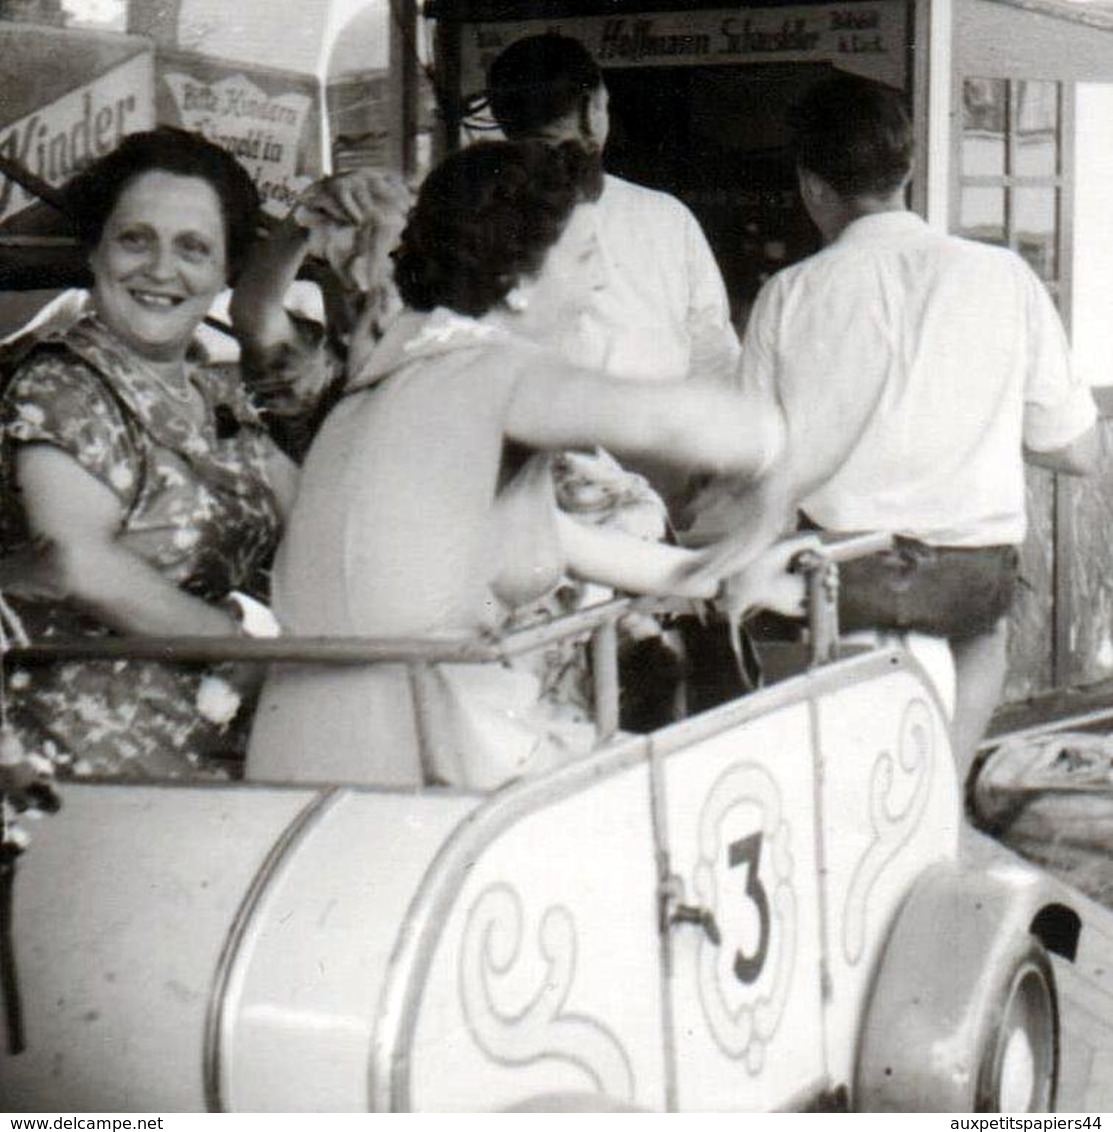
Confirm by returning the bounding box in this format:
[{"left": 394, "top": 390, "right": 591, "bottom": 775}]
[{"left": 834, "top": 210, "right": 928, "bottom": 247}]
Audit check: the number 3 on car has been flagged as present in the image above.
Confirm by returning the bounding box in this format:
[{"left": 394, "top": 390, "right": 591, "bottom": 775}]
[{"left": 660, "top": 703, "right": 820, "bottom": 1110}]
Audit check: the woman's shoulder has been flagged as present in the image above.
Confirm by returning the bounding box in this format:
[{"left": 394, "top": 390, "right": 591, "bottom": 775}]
[
  {"left": 2, "top": 336, "right": 136, "bottom": 497},
  {"left": 5, "top": 313, "right": 143, "bottom": 399},
  {"left": 349, "top": 307, "right": 531, "bottom": 390},
  {"left": 4, "top": 333, "right": 116, "bottom": 411}
]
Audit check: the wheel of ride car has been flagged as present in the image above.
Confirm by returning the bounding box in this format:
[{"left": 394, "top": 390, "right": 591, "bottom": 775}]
[
  {"left": 975, "top": 939, "right": 1059, "bottom": 1113},
  {"left": 853, "top": 862, "right": 1065, "bottom": 1113}
]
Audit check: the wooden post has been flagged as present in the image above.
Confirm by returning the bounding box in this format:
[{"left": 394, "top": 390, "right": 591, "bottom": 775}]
[{"left": 389, "top": 0, "right": 419, "bottom": 176}]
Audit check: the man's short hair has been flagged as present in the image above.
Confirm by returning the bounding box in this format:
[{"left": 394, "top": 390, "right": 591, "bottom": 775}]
[
  {"left": 487, "top": 32, "right": 602, "bottom": 139},
  {"left": 789, "top": 74, "right": 913, "bottom": 198}
]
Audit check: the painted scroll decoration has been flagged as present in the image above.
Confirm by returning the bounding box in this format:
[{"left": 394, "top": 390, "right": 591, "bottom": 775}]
[
  {"left": 459, "top": 882, "right": 635, "bottom": 1101},
  {"left": 842, "top": 697, "right": 934, "bottom": 965}
]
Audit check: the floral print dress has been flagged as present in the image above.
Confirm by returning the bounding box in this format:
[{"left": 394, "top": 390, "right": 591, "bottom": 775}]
[{"left": 0, "top": 315, "right": 282, "bottom": 779}]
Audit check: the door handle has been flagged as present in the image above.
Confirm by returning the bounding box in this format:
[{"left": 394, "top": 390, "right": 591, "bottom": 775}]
[{"left": 668, "top": 902, "right": 722, "bottom": 946}]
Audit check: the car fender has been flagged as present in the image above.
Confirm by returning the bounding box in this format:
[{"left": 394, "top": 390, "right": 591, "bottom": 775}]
[{"left": 854, "top": 858, "right": 1076, "bottom": 1111}]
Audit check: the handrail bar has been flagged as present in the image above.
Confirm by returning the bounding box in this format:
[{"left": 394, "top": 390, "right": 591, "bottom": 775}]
[
  {"left": 0, "top": 533, "right": 898, "bottom": 781},
  {"left": 794, "top": 530, "right": 894, "bottom": 665},
  {"left": 4, "top": 534, "right": 897, "bottom": 668},
  {"left": 7, "top": 597, "right": 634, "bottom": 666}
]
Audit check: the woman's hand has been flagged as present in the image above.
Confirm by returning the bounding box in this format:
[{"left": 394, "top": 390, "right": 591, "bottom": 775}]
[
  {"left": 293, "top": 169, "right": 413, "bottom": 303},
  {"left": 710, "top": 534, "right": 821, "bottom": 623},
  {"left": 294, "top": 168, "right": 412, "bottom": 235},
  {"left": 232, "top": 168, "right": 413, "bottom": 416}
]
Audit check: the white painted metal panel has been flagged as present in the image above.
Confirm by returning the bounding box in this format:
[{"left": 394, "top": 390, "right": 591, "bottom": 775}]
[
  {"left": 220, "top": 789, "right": 479, "bottom": 1111},
  {"left": 0, "top": 782, "right": 319, "bottom": 1112},
  {"left": 661, "top": 703, "right": 826, "bottom": 1111},
  {"left": 405, "top": 759, "right": 666, "bottom": 1112},
  {"left": 815, "top": 664, "right": 959, "bottom": 1087}
]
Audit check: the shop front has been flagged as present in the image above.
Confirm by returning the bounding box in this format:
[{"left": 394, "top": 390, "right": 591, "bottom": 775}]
[{"left": 430, "top": 0, "right": 922, "bottom": 329}]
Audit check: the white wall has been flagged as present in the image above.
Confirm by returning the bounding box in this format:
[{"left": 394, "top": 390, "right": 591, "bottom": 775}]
[
  {"left": 323, "top": 0, "right": 389, "bottom": 77},
  {"left": 174, "top": 0, "right": 332, "bottom": 73},
  {"left": 1072, "top": 82, "right": 1113, "bottom": 387}
]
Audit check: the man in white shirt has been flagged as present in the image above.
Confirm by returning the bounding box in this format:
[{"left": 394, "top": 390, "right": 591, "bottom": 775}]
[
  {"left": 486, "top": 32, "right": 739, "bottom": 384},
  {"left": 739, "top": 74, "right": 1098, "bottom": 778}
]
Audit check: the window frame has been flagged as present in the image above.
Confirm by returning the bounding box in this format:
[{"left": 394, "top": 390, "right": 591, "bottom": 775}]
[{"left": 954, "top": 75, "right": 1075, "bottom": 323}]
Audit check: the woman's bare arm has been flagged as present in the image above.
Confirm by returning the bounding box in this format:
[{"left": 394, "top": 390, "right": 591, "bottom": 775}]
[
  {"left": 504, "top": 361, "right": 785, "bottom": 481},
  {"left": 555, "top": 511, "right": 717, "bottom": 598},
  {"left": 556, "top": 512, "right": 812, "bottom": 620},
  {"left": 230, "top": 169, "right": 412, "bottom": 358},
  {"left": 228, "top": 215, "right": 309, "bottom": 356},
  {"left": 13, "top": 445, "right": 239, "bottom": 637},
  {"left": 262, "top": 436, "right": 299, "bottom": 520}
]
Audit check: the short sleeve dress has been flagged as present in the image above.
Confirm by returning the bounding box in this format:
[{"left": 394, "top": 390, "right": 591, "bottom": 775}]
[
  {"left": 0, "top": 314, "right": 283, "bottom": 779},
  {"left": 245, "top": 309, "right": 597, "bottom": 791}
]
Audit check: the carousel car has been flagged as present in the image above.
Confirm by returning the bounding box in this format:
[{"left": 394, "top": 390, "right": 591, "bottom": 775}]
[{"left": 0, "top": 536, "right": 1077, "bottom": 1112}]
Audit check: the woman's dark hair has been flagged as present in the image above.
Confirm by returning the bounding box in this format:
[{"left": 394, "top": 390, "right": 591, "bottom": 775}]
[
  {"left": 487, "top": 33, "right": 603, "bottom": 139},
  {"left": 789, "top": 75, "right": 913, "bottom": 199},
  {"left": 392, "top": 139, "right": 603, "bottom": 317},
  {"left": 63, "top": 127, "right": 261, "bottom": 279}
]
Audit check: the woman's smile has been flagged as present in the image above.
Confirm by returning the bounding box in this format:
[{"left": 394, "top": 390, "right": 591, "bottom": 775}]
[{"left": 128, "top": 290, "right": 185, "bottom": 309}]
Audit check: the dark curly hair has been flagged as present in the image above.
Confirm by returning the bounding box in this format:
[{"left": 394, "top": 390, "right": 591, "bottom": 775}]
[
  {"left": 789, "top": 75, "right": 913, "bottom": 199},
  {"left": 63, "top": 127, "right": 261, "bottom": 280},
  {"left": 391, "top": 139, "right": 603, "bottom": 317},
  {"left": 487, "top": 33, "right": 603, "bottom": 140}
]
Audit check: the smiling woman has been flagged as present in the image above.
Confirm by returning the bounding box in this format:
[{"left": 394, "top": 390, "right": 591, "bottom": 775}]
[
  {"left": 88, "top": 171, "right": 228, "bottom": 367},
  {"left": 0, "top": 127, "right": 297, "bottom": 781}
]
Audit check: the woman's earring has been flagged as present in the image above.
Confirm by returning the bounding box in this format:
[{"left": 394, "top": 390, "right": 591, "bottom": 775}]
[{"left": 504, "top": 285, "right": 530, "bottom": 313}]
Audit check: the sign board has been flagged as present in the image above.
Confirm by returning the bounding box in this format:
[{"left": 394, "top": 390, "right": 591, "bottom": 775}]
[
  {"left": 157, "top": 52, "right": 323, "bottom": 218},
  {"left": 327, "top": 71, "right": 393, "bottom": 172},
  {"left": 459, "top": 2, "right": 907, "bottom": 94},
  {"left": 0, "top": 40, "right": 153, "bottom": 226}
]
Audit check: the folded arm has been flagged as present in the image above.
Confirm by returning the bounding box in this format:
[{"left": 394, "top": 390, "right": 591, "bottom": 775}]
[
  {"left": 557, "top": 511, "right": 811, "bottom": 620},
  {"left": 556, "top": 511, "right": 717, "bottom": 598}
]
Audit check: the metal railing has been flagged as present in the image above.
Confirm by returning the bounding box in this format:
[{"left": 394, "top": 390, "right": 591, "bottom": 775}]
[{"left": 5, "top": 533, "right": 895, "bottom": 761}]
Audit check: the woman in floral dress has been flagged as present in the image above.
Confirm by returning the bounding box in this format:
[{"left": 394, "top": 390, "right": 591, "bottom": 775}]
[{"left": 0, "top": 129, "right": 297, "bottom": 779}]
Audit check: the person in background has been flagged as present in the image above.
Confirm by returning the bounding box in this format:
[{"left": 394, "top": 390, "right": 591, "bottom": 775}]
[
  {"left": 0, "top": 127, "right": 296, "bottom": 780},
  {"left": 229, "top": 166, "right": 413, "bottom": 463},
  {"left": 729, "top": 74, "right": 1099, "bottom": 781},
  {"left": 245, "top": 140, "right": 795, "bottom": 792}
]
